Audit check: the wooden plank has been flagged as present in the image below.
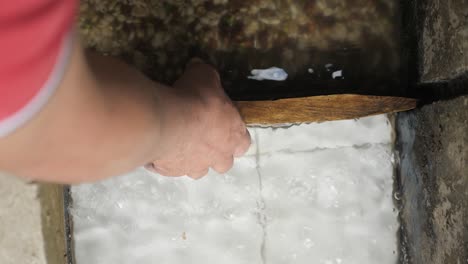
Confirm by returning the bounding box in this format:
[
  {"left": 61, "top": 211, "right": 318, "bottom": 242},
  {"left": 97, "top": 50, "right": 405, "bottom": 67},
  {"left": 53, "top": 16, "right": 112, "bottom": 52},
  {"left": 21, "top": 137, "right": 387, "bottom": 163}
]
[{"left": 235, "top": 94, "right": 417, "bottom": 125}]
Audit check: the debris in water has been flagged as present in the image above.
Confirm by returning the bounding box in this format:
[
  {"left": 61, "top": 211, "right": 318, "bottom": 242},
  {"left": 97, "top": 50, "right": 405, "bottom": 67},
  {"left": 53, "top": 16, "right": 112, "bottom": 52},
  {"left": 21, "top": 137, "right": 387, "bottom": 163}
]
[
  {"left": 332, "top": 70, "right": 343, "bottom": 79},
  {"left": 248, "top": 67, "right": 288, "bottom": 81}
]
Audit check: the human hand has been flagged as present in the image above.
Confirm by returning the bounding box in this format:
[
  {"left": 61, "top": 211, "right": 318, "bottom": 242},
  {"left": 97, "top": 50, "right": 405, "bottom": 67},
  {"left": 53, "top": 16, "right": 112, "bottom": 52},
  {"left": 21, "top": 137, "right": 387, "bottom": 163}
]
[{"left": 146, "top": 59, "right": 251, "bottom": 179}]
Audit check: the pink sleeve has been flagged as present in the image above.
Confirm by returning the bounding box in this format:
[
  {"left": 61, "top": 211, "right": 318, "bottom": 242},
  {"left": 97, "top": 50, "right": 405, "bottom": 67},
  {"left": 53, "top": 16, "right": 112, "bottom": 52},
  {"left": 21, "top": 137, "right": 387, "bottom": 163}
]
[{"left": 0, "top": 0, "right": 77, "bottom": 137}]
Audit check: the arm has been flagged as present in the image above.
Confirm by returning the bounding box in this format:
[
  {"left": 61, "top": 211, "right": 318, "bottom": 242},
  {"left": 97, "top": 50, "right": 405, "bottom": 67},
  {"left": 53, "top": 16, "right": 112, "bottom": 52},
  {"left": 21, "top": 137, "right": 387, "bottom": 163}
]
[{"left": 0, "top": 37, "right": 250, "bottom": 183}]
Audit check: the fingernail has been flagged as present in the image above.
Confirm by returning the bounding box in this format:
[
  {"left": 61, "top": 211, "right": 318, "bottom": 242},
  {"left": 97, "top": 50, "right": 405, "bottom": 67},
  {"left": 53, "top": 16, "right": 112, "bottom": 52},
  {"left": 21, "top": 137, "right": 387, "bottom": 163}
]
[
  {"left": 188, "top": 175, "right": 203, "bottom": 180},
  {"left": 145, "top": 163, "right": 166, "bottom": 174},
  {"left": 144, "top": 163, "right": 155, "bottom": 170}
]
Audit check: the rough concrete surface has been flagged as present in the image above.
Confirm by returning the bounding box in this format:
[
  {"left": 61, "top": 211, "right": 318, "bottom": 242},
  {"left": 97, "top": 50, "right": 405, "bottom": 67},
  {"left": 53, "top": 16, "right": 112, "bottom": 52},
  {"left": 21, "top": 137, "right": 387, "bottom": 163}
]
[
  {"left": 0, "top": 173, "right": 67, "bottom": 264},
  {"left": 419, "top": 0, "right": 468, "bottom": 82},
  {"left": 397, "top": 96, "right": 468, "bottom": 264},
  {"left": 0, "top": 173, "right": 47, "bottom": 264}
]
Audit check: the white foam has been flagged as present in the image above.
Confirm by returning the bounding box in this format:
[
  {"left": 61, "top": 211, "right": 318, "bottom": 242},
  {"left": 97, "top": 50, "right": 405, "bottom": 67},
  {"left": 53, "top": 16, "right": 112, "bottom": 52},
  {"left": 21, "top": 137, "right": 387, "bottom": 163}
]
[
  {"left": 260, "top": 146, "right": 397, "bottom": 264},
  {"left": 72, "top": 115, "right": 398, "bottom": 264},
  {"left": 332, "top": 70, "right": 343, "bottom": 79},
  {"left": 253, "top": 115, "right": 392, "bottom": 154},
  {"left": 248, "top": 67, "right": 288, "bottom": 81}
]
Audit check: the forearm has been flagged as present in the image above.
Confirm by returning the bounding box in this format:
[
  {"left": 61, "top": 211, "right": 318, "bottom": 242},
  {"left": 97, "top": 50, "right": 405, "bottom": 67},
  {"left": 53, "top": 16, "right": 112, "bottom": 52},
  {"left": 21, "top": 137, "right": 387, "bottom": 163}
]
[{"left": 0, "top": 38, "right": 178, "bottom": 183}]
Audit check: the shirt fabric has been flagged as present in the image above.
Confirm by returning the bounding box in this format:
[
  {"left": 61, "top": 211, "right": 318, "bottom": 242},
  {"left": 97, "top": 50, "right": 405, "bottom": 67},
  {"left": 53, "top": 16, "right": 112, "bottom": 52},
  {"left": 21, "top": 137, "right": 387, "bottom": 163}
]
[{"left": 0, "top": 0, "right": 77, "bottom": 137}]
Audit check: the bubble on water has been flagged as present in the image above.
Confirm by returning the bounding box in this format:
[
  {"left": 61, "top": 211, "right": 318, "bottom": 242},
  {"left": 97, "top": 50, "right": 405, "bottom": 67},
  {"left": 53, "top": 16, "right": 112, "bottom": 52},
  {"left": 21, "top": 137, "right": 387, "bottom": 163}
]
[
  {"left": 236, "top": 245, "right": 246, "bottom": 250},
  {"left": 304, "top": 238, "right": 315, "bottom": 248}
]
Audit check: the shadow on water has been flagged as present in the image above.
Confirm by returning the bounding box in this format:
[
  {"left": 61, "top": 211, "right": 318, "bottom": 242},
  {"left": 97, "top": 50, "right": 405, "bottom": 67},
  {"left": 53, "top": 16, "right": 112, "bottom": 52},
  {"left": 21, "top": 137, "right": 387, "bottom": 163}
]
[
  {"left": 189, "top": 11, "right": 404, "bottom": 101},
  {"left": 124, "top": 0, "right": 406, "bottom": 101},
  {"left": 203, "top": 41, "right": 404, "bottom": 101}
]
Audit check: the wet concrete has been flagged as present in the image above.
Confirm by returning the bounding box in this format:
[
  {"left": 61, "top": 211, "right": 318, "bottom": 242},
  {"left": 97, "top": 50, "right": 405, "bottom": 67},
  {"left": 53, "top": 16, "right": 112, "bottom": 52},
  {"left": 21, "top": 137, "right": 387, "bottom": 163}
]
[{"left": 396, "top": 96, "right": 468, "bottom": 264}]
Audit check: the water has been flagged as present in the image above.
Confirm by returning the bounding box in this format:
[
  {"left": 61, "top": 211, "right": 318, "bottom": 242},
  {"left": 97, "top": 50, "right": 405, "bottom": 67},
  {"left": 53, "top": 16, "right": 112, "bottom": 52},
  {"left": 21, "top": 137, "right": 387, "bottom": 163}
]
[
  {"left": 80, "top": 0, "right": 403, "bottom": 98},
  {"left": 71, "top": 115, "right": 399, "bottom": 264}
]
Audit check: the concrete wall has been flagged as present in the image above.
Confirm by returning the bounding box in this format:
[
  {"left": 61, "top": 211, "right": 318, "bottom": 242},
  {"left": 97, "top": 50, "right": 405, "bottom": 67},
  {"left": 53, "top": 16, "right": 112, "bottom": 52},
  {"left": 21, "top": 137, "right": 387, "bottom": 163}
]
[
  {"left": 398, "top": 1, "right": 468, "bottom": 261},
  {"left": 418, "top": 0, "right": 468, "bottom": 82},
  {"left": 0, "top": 173, "right": 68, "bottom": 264},
  {"left": 396, "top": 96, "right": 468, "bottom": 264},
  {"left": 0, "top": 173, "right": 47, "bottom": 264}
]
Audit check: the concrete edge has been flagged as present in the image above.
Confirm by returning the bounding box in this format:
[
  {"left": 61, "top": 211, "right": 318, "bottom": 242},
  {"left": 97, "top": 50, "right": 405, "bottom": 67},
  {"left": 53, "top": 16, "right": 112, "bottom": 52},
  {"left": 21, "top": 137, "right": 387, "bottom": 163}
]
[{"left": 38, "top": 184, "right": 69, "bottom": 264}]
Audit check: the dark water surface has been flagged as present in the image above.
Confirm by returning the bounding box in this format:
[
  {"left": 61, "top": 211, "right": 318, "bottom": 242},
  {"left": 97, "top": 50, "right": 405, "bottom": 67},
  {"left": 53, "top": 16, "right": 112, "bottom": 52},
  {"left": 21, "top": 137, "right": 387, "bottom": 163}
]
[{"left": 80, "top": 0, "right": 404, "bottom": 99}]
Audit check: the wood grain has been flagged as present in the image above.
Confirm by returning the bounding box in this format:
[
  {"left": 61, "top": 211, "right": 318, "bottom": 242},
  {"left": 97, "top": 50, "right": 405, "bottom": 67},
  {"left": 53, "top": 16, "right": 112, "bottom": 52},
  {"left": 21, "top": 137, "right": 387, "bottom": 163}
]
[{"left": 235, "top": 94, "right": 417, "bottom": 125}]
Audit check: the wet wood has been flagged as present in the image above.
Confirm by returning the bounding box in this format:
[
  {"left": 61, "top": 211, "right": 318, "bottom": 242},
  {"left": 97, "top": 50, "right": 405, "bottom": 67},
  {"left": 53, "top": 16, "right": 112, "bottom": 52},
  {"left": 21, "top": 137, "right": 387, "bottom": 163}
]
[{"left": 235, "top": 94, "right": 417, "bottom": 125}]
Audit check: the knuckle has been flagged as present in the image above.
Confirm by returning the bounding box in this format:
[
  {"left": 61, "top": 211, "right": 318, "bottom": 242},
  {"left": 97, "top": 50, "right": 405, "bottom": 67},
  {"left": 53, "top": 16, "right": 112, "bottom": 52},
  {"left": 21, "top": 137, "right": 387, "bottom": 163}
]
[
  {"left": 206, "top": 94, "right": 229, "bottom": 109},
  {"left": 217, "top": 158, "right": 234, "bottom": 173}
]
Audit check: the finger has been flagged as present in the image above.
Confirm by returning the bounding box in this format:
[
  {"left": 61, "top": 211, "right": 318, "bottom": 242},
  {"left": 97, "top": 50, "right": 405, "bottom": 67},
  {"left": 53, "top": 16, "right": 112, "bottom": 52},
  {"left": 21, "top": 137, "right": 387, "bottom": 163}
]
[
  {"left": 234, "top": 129, "right": 252, "bottom": 157},
  {"left": 187, "top": 168, "right": 210, "bottom": 180},
  {"left": 181, "top": 59, "right": 221, "bottom": 89},
  {"left": 186, "top": 57, "right": 205, "bottom": 67},
  {"left": 145, "top": 163, "right": 185, "bottom": 177},
  {"left": 212, "top": 155, "right": 234, "bottom": 174},
  {"left": 184, "top": 58, "right": 215, "bottom": 76}
]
